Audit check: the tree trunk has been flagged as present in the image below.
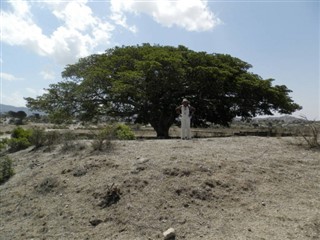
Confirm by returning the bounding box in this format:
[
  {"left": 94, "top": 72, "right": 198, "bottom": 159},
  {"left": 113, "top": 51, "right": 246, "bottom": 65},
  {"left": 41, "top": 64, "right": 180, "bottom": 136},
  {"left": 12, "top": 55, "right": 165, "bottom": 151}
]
[
  {"left": 154, "top": 125, "right": 170, "bottom": 139},
  {"left": 150, "top": 114, "right": 174, "bottom": 139}
]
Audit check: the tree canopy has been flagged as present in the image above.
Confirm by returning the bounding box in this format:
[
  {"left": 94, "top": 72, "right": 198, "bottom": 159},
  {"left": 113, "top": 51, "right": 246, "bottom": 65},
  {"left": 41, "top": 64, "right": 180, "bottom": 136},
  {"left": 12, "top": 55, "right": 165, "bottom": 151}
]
[
  {"left": 7, "top": 111, "right": 27, "bottom": 125},
  {"left": 25, "top": 44, "right": 301, "bottom": 138}
]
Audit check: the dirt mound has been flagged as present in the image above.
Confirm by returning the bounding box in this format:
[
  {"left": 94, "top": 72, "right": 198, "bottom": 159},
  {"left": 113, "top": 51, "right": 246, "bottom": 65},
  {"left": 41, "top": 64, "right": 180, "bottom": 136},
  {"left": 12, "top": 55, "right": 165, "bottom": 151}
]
[{"left": 1, "top": 137, "right": 319, "bottom": 239}]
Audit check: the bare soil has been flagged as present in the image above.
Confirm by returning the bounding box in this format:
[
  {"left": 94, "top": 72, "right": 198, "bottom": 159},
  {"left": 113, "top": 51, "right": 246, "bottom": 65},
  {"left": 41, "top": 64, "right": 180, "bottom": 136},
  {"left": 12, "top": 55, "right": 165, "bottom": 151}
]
[{"left": 1, "top": 136, "right": 319, "bottom": 240}]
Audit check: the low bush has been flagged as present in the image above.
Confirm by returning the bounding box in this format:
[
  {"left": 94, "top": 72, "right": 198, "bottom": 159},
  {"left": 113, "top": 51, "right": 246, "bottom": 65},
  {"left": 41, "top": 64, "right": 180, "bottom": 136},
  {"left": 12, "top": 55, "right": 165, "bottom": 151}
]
[
  {"left": 298, "top": 117, "right": 320, "bottom": 148},
  {"left": 0, "top": 138, "right": 9, "bottom": 151},
  {"left": 91, "top": 123, "right": 135, "bottom": 151},
  {"left": 44, "top": 130, "right": 61, "bottom": 146},
  {"left": 8, "top": 137, "right": 32, "bottom": 152},
  {"left": 8, "top": 127, "right": 32, "bottom": 152},
  {"left": 60, "top": 131, "right": 77, "bottom": 152},
  {"left": 11, "top": 126, "right": 32, "bottom": 139},
  {"left": 29, "top": 128, "right": 61, "bottom": 149},
  {"left": 0, "top": 155, "right": 14, "bottom": 184},
  {"left": 115, "top": 124, "right": 135, "bottom": 140},
  {"left": 91, "top": 125, "right": 114, "bottom": 151},
  {"left": 29, "top": 128, "right": 47, "bottom": 148},
  {"left": 35, "top": 176, "right": 59, "bottom": 194}
]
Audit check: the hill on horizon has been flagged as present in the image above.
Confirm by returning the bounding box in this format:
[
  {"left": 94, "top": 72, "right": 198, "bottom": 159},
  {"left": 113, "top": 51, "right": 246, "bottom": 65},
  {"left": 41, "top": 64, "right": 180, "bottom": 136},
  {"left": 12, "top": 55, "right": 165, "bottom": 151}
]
[{"left": 0, "top": 104, "right": 39, "bottom": 116}]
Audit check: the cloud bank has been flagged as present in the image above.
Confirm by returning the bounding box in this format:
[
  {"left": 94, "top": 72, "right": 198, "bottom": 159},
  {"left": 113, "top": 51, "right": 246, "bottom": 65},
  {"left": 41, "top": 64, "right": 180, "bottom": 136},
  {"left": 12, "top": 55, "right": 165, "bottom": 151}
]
[
  {"left": 110, "top": 0, "right": 221, "bottom": 32},
  {"left": 2, "top": 0, "right": 220, "bottom": 65},
  {"left": 1, "top": 72, "right": 24, "bottom": 82},
  {"left": 2, "top": 0, "right": 114, "bottom": 65}
]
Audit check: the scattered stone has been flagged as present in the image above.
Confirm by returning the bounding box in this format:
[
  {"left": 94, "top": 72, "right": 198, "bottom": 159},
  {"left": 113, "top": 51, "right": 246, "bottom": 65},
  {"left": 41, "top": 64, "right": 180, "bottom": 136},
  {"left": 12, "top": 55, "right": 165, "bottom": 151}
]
[
  {"left": 73, "top": 167, "right": 87, "bottom": 177},
  {"left": 163, "top": 228, "right": 175, "bottom": 240},
  {"left": 131, "top": 166, "right": 145, "bottom": 174},
  {"left": 137, "top": 157, "right": 149, "bottom": 164},
  {"left": 61, "top": 169, "right": 71, "bottom": 174},
  {"left": 89, "top": 219, "right": 102, "bottom": 227},
  {"left": 262, "top": 201, "right": 266, "bottom": 206}
]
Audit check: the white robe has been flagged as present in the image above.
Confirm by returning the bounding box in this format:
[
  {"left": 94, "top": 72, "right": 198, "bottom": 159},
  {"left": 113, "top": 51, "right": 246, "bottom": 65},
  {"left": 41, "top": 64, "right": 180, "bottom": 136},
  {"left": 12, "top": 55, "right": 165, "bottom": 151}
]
[{"left": 181, "top": 105, "right": 191, "bottom": 139}]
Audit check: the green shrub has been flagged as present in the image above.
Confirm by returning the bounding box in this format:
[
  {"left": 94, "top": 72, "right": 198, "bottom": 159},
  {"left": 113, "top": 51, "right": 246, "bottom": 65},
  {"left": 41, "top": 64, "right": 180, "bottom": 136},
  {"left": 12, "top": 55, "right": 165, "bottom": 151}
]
[
  {"left": 0, "top": 138, "right": 9, "bottom": 151},
  {"left": 91, "top": 125, "right": 114, "bottom": 151},
  {"left": 115, "top": 124, "right": 135, "bottom": 140},
  {"left": 30, "top": 128, "right": 47, "bottom": 148},
  {"left": 91, "top": 124, "right": 135, "bottom": 151},
  {"left": 8, "top": 137, "right": 31, "bottom": 152},
  {"left": 8, "top": 127, "right": 32, "bottom": 152},
  {"left": 11, "top": 127, "right": 32, "bottom": 139},
  {"left": 0, "top": 156, "right": 14, "bottom": 184}
]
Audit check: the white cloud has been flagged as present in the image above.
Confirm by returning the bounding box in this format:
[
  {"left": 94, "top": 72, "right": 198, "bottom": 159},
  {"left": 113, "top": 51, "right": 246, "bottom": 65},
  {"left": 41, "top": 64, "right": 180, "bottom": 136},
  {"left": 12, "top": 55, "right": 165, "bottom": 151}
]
[
  {"left": 2, "top": 2, "right": 53, "bottom": 56},
  {"left": 1, "top": 0, "right": 114, "bottom": 65},
  {"left": 110, "top": 0, "right": 221, "bottom": 32},
  {"left": 1, "top": 0, "right": 221, "bottom": 68},
  {"left": 40, "top": 69, "right": 55, "bottom": 80},
  {"left": 1, "top": 72, "right": 24, "bottom": 81},
  {"left": 26, "top": 87, "right": 47, "bottom": 96},
  {"left": 1, "top": 91, "right": 27, "bottom": 107},
  {"left": 1, "top": 88, "right": 47, "bottom": 107}
]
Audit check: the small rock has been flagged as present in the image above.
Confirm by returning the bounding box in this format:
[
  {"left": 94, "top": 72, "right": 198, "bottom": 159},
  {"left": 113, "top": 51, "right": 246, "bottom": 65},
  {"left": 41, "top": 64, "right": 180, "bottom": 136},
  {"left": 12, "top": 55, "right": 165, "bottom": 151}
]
[
  {"left": 163, "top": 228, "right": 175, "bottom": 240},
  {"left": 262, "top": 201, "right": 266, "bottom": 206},
  {"left": 89, "top": 219, "right": 102, "bottom": 227},
  {"left": 137, "top": 157, "right": 149, "bottom": 164}
]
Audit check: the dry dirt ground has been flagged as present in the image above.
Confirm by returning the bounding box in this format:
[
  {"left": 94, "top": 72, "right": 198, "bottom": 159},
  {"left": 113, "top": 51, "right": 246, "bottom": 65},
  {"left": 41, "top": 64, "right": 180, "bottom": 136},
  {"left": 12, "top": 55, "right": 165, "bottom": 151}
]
[{"left": 1, "top": 136, "right": 319, "bottom": 240}]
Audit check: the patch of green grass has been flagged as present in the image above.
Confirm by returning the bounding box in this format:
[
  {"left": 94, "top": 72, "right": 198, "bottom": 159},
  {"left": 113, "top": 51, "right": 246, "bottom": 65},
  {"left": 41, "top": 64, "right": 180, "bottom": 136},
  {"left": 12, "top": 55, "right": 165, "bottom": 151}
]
[{"left": 0, "top": 155, "right": 14, "bottom": 185}]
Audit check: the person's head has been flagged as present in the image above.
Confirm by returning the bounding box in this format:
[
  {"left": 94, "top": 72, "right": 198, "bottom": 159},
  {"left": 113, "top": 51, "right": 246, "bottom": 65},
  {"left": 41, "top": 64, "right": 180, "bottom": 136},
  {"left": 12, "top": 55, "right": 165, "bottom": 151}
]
[{"left": 182, "top": 98, "right": 189, "bottom": 106}]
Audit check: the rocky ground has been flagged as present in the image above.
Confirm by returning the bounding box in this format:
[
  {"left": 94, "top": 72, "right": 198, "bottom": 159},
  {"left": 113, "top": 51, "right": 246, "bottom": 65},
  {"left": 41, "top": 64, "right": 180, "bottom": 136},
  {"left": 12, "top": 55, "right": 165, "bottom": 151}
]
[{"left": 0, "top": 136, "right": 319, "bottom": 240}]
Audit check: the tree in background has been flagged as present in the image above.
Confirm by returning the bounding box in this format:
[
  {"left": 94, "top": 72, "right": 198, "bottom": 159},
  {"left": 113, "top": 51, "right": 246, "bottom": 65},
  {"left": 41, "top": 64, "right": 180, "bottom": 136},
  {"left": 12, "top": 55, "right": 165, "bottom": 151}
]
[
  {"left": 7, "top": 111, "right": 27, "bottom": 125},
  {"left": 25, "top": 44, "right": 301, "bottom": 138}
]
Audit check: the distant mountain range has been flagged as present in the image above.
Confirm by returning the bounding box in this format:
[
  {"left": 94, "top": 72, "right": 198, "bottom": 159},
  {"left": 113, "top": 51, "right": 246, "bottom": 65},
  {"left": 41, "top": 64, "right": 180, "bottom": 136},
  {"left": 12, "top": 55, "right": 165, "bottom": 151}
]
[
  {"left": 0, "top": 103, "right": 307, "bottom": 122},
  {"left": 0, "top": 104, "right": 38, "bottom": 116},
  {"left": 253, "top": 115, "right": 307, "bottom": 123}
]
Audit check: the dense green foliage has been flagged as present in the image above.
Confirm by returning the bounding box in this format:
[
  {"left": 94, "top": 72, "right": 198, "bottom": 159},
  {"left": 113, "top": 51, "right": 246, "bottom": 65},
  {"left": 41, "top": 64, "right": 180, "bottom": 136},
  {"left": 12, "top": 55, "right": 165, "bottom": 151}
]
[
  {"left": 25, "top": 44, "right": 301, "bottom": 138},
  {"left": 7, "top": 111, "right": 27, "bottom": 125},
  {"left": 8, "top": 127, "right": 32, "bottom": 152},
  {"left": 0, "top": 156, "right": 14, "bottom": 184},
  {"left": 115, "top": 124, "right": 136, "bottom": 140}
]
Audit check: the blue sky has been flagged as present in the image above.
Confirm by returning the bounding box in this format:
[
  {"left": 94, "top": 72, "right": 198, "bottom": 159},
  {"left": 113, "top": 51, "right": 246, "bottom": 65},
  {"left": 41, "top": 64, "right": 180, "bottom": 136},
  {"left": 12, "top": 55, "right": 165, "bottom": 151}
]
[{"left": 1, "top": 0, "right": 319, "bottom": 119}]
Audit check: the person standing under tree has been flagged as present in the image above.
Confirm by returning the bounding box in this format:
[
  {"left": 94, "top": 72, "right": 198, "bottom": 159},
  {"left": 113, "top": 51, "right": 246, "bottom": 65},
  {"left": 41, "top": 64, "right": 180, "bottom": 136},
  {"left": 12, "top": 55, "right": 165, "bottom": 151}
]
[{"left": 176, "top": 99, "right": 195, "bottom": 140}]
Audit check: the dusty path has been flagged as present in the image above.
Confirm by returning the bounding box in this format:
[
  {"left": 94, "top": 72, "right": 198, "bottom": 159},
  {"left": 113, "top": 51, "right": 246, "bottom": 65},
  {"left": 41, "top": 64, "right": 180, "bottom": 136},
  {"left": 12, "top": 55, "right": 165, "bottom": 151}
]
[{"left": 1, "top": 137, "right": 319, "bottom": 239}]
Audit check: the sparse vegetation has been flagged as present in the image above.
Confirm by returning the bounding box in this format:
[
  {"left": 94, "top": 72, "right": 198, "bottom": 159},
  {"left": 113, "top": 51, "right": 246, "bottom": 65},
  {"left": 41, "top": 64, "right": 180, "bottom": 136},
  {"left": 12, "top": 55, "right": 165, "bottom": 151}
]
[
  {"left": 29, "top": 127, "right": 47, "bottom": 148},
  {"left": 298, "top": 117, "right": 320, "bottom": 148},
  {"left": 91, "top": 123, "right": 135, "bottom": 151},
  {"left": 60, "top": 131, "right": 81, "bottom": 152},
  {"left": 43, "top": 130, "right": 61, "bottom": 147},
  {"left": 29, "top": 128, "right": 61, "bottom": 150},
  {"left": 1, "top": 137, "right": 319, "bottom": 239},
  {"left": 35, "top": 176, "right": 59, "bottom": 194},
  {"left": 0, "top": 155, "right": 14, "bottom": 184},
  {"left": 91, "top": 125, "right": 115, "bottom": 151}
]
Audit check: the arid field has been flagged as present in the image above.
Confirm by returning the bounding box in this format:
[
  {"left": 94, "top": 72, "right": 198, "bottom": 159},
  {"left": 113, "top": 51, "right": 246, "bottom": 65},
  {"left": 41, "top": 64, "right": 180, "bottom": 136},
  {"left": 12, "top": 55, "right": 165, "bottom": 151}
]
[{"left": 0, "top": 131, "right": 319, "bottom": 240}]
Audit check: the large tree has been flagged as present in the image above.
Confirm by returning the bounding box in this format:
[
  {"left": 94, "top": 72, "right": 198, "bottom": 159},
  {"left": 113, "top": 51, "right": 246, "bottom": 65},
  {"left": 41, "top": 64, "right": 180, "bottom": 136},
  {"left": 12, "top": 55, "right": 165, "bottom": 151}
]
[{"left": 25, "top": 44, "right": 301, "bottom": 138}]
